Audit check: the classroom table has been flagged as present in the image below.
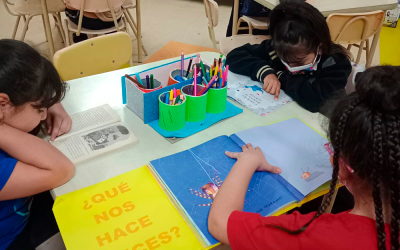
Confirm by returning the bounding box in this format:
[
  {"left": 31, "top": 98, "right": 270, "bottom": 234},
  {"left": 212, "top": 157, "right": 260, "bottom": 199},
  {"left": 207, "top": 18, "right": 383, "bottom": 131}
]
[{"left": 51, "top": 51, "right": 327, "bottom": 198}]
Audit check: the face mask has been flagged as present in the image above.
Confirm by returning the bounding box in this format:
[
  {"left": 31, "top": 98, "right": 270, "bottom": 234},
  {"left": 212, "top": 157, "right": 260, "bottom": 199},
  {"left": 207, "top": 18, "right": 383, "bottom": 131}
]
[{"left": 281, "top": 46, "right": 321, "bottom": 74}]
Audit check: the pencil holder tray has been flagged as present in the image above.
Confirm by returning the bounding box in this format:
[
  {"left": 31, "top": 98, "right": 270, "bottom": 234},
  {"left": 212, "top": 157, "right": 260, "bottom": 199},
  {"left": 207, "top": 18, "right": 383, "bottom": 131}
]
[
  {"left": 168, "top": 69, "right": 189, "bottom": 86},
  {"left": 158, "top": 92, "right": 186, "bottom": 131},
  {"left": 138, "top": 78, "right": 162, "bottom": 93},
  {"left": 206, "top": 86, "right": 228, "bottom": 114},
  {"left": 182, "top": 84, "right": 208, "bottom": 122}
]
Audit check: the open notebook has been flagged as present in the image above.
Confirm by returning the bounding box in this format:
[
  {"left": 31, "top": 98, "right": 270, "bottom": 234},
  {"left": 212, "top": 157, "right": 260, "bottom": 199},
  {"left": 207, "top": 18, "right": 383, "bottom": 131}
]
[
  {"left": 51, "top": 104, "right": 138, "bottom": 165},
  {"left": 148, "top": 117, "right": 332, "bottom": 247}
]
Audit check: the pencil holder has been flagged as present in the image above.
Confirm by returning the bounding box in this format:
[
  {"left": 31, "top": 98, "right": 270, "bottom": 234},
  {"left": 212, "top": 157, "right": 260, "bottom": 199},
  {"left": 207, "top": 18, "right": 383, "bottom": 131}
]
[
  {"left": 168, "top": 69, "right": 188, "bottom": 86},
  {"left": 138, "top": 78, "right": 162, "bottom": 93},
  {"left": 158, "top": 92, "right": 186, "bottom": 131},
  {"left": 182, "top": 84, "right": 208, "bottom": 122},
  {"left": 192, "top": 63, "right": 211, "bottom": 81},
  {"left": 206, "top": 85, "right": 227, "bottom": 114}
]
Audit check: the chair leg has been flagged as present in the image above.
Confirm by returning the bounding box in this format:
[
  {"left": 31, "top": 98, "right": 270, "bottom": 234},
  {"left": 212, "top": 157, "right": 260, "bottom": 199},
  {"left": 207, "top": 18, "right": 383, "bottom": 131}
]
[
  {"left": 52, "top": 13, "right": 65, "bottom": 44},
  {"left": 63, "top": 19, "right": 70, "bottom": 46},
  {"left": 355, "top": 40, "right": 365, "bottom": 64},
  {"left": 124, "top": 9, "right": 148, "bottom": 56},
  {"left": 365, "top": 39, "right": 370, "bottom": 65},
  {"left": 347, "top": 44, "right": 352, "bottom": 50},
  {"left": 135, "top": 0, "right": 142, "bottom": 63},
  {"left": 20, "top": 15, "right": 33, "bottom": 41},
  {"left": 12, "top": 16, "right": 21, "bottom": 40},
  {"left": 41, "top": 15, "right": 48, "bottom": 42},
  {"left": 208, "top": 26, "right": 218, "bottom": 52}
]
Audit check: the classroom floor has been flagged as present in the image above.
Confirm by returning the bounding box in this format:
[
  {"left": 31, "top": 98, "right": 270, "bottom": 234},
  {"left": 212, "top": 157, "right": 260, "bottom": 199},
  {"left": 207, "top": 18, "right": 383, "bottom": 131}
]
[
  {"left": 0, "top": 1, "right": 388, "bottom": 249},
  {"left": 0, "top": 0, "right": 380, "bottom": 66}
]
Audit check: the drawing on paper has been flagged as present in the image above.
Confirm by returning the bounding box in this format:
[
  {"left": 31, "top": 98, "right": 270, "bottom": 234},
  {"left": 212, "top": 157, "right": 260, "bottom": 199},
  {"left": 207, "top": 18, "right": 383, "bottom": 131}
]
[{"left": 82, "top": 125, "right": 130, "bottom": 151}]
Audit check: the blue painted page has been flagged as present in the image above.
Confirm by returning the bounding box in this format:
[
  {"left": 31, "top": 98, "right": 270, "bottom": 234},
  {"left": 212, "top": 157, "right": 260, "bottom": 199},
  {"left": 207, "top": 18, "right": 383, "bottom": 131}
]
[
  {"left": 234, "top": 117, "right": 332, "bottom": 197},
  {"left": 150, "top": 136, "right": 298, "bottom": 246}
]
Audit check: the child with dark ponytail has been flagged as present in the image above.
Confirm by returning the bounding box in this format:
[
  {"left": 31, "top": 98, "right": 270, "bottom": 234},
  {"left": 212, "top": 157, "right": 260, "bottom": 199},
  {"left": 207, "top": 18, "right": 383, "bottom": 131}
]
[
  {"left": 226, "top": 1, "right": 351, "bottom": 113},
  {"left": 208, "top": 66, "right": 400, "bottom": 250}
]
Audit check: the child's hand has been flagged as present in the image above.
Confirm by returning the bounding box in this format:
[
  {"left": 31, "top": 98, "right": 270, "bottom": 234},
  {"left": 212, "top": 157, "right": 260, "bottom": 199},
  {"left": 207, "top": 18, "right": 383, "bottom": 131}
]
[
  {"left": 263, "top": 74, "right": 281, "bottom": 100},
  {"left": 45, "top": 103, "right": 72, "bottom": 141},
  {"left": 225, "top": 143, "right": 282, "bottom": 174}
]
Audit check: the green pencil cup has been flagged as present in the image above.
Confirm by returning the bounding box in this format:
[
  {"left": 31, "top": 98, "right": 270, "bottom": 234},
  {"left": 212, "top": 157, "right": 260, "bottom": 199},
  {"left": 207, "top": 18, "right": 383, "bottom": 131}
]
[
  {"left": 206, "top": 86, "right": 227, "bottom": 114},
  {"left": 182, "top": 84, "right": 208, "bottom": 122},
  {"left": 158, "top": 92, "right": 186, "bottom": 131}
]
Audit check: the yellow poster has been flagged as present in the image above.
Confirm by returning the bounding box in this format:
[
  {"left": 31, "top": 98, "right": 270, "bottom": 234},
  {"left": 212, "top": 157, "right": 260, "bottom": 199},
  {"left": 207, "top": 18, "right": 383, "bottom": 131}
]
[{"left": 53, "top": 166, "right": 203, "bottom": 250}]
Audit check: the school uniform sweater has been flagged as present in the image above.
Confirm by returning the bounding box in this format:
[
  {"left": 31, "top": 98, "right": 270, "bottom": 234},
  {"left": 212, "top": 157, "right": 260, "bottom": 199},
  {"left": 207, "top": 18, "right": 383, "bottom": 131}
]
[{"left": 226, "top": 39, "right": 352, "bottom": 113}]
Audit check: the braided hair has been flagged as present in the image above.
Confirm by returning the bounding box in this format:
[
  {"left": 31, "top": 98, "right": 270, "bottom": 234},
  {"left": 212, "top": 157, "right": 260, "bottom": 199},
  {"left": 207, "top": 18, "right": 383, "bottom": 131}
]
[{"left": 270, "top": 66, "right": 400, "bottom": 250}]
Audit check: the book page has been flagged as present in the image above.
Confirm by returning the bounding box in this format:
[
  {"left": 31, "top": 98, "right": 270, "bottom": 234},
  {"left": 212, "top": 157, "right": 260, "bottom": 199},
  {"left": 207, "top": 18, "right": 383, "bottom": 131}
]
[
  {"left": 150, "top": 136, "right": 297, "bottom": 246},
  {"left": 234, "top": 118, "right": 332, "bottom": 197},
  {"left": 52, "top": 122, "right": 138, "bottom": 165},
  {"left": 54, "top": 104, "right": 120, "bottom": 141},
  {"left": 227, "top": 71, "right": 293, "bottom": 116}
]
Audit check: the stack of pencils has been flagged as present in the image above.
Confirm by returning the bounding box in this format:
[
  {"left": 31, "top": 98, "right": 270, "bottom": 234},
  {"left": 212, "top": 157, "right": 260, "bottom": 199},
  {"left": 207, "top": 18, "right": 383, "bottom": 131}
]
[
  {"left": 125, "top": 73, "right": 156, "bottom": 89},
  {"left": 163, "top": 88, "right": 185, "bottom": 106}
]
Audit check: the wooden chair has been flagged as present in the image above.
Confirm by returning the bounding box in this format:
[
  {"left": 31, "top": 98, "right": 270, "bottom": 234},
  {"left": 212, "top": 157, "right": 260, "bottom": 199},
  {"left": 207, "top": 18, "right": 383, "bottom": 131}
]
[
  {"left": 219, "top": 34, "right": 270, "bottom": 56},
  {"left": 236, "top": 16, "right": 269, "bottom": 35},
  {"left": 53, "top": 32, "right": 133, "bottom": 81},
  {"left": 203, "top": 0, "right": 219, "bottom": 52},
  {"left": 327, "top": 11, "right": 385, "bottom": 68},
  {"left": 2, "top": 0, "right": 65, "bottom": 42}
]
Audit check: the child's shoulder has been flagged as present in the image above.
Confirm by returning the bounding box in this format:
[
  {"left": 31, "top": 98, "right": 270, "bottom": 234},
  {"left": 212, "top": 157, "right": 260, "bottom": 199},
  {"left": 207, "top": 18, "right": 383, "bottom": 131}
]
[{"left": 321, "top": 52, "right": 351, "bottom": 70}]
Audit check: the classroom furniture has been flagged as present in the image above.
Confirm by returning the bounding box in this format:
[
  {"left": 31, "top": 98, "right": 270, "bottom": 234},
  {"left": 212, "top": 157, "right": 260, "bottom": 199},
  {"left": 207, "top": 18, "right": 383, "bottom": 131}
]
[
  {"left": 122, "top": 0, "right": 148, "bottom": 62},
  {"left": 2, "top": 0, "right": 65, "bottom": 42},
  {"left": 143, "top": 41, "right": 215, "bottom": 64},
  {"left": 203, "top": 0, "right": 219, "bottom": 51},
  {"left": 327, "top": 11, "right": 385, "bottom": 68},
  {"left": 53, "top": 32, "right": 133, "bottom": 81},
  {"left": 236, "top": 16, "right": 270, "bottom": 35},
  {"left": 219, "top": 34, "right": 270, "bottom": 55},
  {"left": 51, "top": 51, "right": 331, "bottom": 200}
]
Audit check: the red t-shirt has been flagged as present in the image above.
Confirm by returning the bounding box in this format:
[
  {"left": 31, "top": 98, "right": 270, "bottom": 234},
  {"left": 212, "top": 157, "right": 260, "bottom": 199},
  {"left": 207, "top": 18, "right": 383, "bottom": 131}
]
[{"left": 228, "top": 210, "right": 393, "bottom": 250}]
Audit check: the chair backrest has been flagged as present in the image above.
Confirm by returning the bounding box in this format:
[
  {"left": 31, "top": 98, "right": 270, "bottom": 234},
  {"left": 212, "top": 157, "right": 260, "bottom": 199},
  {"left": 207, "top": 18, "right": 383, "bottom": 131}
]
[
  {"left": 220, "top": 35, "right": 270, "bottom": 56},
  {"left": 326, "top": 11, "right": 385, "bottom": 44},
  {"left": 64, "top": 0, "right": 124, "bottom": 13},
  {"left": 53, "top": 32, "right": 132, "bottom": 81},
  {"left": 203, "top": 0, "right": 218, "bottom": 28},
  {"left": 2, "top": 0, "right": 18, "bottom": 16}
]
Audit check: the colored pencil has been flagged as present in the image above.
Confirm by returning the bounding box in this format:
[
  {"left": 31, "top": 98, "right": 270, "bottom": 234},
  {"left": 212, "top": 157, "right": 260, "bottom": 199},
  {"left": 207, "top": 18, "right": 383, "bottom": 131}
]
[
  {"left": 214, "top": 63, "right": 219, "bottom": 77},
  {"left": 196, "top": 53, "right": 201, "bottom": 63},
  {"left": 222, "top": 59, "right": 226, "bottom": 69},
  {"left": 150, "top": 74, "right": 154, "bottom": 89},
  {"left": 193, "top": 67, "right": 197, "bottom": 96},
  {"left": 177, "top": 89, "right": 181, "bottom": 96},
  {"left": 202, "top": 76, "right": 208, "bottom": 86},
  {"left": 164, "top": 93, "right": 169, "bottom": 104},
  {"left": 125, "top": 74, "right": 147, "bottom": 89},
  {"left": 135, "top": 73, "right": 143, "bottom": 86},
  {"left": 169, "top": 90, "right": 173, "bottom": 103},
  {"left": 218, "top": 55, "right": 222, "bottom": 67},
  {"left": 198, "top": 75, "right": 217, "bottom": 96},
  {"left": 173, "top": 88, "right": 177, "bottom": 98},
  {"left": 181, "top": 51, "right": 184, "bottom": 77},
  {"left": 185, "top": 56, "right": 193, "bottom": 78},
  {"left": 200, "top": 60, "right": 207, "bottom": 82},
  {"left": 175, "top": 95, "right": 181, "bottom": 105}
]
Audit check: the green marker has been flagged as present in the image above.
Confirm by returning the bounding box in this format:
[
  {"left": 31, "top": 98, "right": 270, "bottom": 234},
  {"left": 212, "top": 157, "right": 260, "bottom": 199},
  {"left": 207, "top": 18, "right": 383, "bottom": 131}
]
[{"left": 150, "top": 74, "right": 154, "bottom": 89}]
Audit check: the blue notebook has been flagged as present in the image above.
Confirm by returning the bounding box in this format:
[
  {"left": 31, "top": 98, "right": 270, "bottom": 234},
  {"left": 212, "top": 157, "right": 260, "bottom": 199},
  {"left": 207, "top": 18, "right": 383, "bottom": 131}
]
[{"left": 149, "top": 117, "right": 332, "bottom": 246}]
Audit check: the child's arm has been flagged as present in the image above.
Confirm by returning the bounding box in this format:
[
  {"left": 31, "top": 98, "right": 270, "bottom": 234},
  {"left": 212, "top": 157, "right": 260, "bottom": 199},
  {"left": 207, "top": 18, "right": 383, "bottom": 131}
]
[
  {"left": 46, "top": 103, "right": 72, "bottom": 141},
  {"left": 279, "top": 56, "right": 351, "bottom": 112},
  {"left": 208, "top": 143, "right": 281, "bottom": 244},
  {"left": 226, "top": 40, "right": 277, "bottom": 82},
  {"left": 0, "top": 124, "right": 75, "bottom": 200}
]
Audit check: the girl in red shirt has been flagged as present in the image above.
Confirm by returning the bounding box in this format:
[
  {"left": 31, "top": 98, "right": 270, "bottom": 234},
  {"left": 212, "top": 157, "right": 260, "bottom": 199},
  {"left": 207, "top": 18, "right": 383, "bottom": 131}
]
[{"left": 208, "top": 65, "right": 400, "bottom": 250}]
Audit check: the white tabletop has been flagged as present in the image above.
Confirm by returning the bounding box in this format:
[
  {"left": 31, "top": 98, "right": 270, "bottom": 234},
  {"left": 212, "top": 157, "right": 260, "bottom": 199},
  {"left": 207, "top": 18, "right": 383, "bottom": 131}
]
[
  {"left": 52, "top": 51, "right": 327, "bottom": 198},
  {"left": 254, "top": 0, "right": 398, "bottom": 16}
]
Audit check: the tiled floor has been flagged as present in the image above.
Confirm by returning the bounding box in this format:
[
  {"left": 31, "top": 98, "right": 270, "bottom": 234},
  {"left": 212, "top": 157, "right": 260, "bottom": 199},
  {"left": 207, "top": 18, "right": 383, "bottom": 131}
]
[{"left": 0, "top": 1, "right": 381, "bottom": 249}]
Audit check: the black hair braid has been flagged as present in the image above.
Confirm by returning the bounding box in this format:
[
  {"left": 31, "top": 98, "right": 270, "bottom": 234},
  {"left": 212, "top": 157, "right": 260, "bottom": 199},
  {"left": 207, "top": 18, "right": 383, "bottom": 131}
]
[
  {"left": 372, "top": 112, "right": 386, "bottom": 250},
  {"left": 386, "top": 114, "right": 400, "bottom": 250},
  {"left": 268, "top": 99, "right": 360, "bottom": 235}
]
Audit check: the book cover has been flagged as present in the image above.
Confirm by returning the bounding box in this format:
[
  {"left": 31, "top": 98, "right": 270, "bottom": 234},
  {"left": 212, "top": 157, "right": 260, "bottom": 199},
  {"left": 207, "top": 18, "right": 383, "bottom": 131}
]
[{"left": 53, "top": 166, "right": 203, "bottom": 250}]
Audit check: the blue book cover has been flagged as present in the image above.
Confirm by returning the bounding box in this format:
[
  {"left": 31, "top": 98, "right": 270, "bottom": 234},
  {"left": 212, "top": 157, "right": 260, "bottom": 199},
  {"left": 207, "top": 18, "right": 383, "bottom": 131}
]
[{"left": 150, "top": 118, "right": 331, "bottom": 246}]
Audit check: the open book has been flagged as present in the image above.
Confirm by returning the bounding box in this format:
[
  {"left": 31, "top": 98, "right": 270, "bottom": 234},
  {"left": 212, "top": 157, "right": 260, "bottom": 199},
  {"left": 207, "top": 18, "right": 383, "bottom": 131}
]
[
  {"left": 51, "top": 104, "right": 138, "bottom": 165},
  {"left": 227, "top": 71, "right": 293, "bottom": 116},
  {"left": 148, "top": 117, "right": 332, "bottom": 247}
]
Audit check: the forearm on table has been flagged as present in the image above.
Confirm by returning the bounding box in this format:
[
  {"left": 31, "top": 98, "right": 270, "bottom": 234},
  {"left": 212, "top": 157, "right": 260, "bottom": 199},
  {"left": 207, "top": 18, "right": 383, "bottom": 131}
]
[
  {"left": 0, "top": 124, "right": 72, "bottom": 170},
  {"left": 208, "top": 159, "right": 258, "bottom": 243}
]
